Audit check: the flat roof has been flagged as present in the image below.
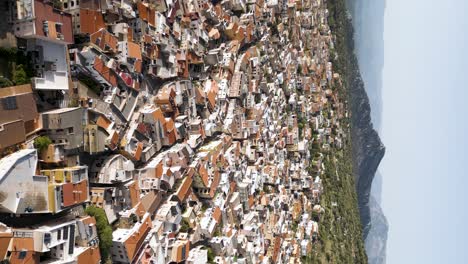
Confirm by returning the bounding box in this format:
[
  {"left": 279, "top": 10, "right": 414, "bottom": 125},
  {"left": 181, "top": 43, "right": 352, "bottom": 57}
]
[
  {"left": 41, "top": 107, "right": 81, "bottom": 114},
  {"left": 0, "top": 149, "right": 36, "bottom": 182}
]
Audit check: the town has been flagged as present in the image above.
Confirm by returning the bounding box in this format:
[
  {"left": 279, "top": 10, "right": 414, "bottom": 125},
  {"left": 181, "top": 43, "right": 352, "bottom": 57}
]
[{"left": 0, "top": 0, "right": 352, "bottom": 263}]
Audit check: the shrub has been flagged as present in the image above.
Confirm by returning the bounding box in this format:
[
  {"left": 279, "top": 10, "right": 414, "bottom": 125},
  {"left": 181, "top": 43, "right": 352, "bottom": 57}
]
[
  {"left": 34, "top": 136, "right": 52, "bottom": 152},
  {"left": 0, "top": 77, "right": 13, "bottom": 88},
  {"left": 85, "top": 206, "right": 113, "bottom": 260},
  {"left": 12, "top": 65, "right": 29, "bottom": 85}
]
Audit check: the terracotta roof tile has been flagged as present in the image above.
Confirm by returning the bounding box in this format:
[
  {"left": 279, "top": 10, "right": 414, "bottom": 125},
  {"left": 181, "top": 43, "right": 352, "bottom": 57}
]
[
  {"left": 127, "top": 41, "right": 142, "bottom": 60},
  {"left": 76, "top": 246, "right": 101, "bottom": 264},
  {"left": 80, "top": 9, "right": 105, "bottom": 34}
]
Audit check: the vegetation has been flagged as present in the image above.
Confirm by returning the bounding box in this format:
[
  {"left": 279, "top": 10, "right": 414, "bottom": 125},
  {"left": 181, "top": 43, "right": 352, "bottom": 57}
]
[
  {"left": 305, "top": 0, "right": 368, "bottom": 262},
  {"left": 0, "top": 77, "right": 13, "bottom": 88},
  {"left": 179, "top": 220, "right": 190, "bottom": 233},
  {"left": 78, "top": 77, "right": 102, "bottom": 96},
  {"left": 12, "top": 65, "right": 29, "bottom": 85},
  {"left": 0, "top": 47, "right": 34, "bottom": 87},
  {"left": 85, "top": 206, "right": 113, "bottom": 261},
  {"left": 50, "top": 0, "right": 62, "bottom": 9},
  {"left": 34, "top": 136, "right": 52, "bottom": 153},
  {"left": 310, "top": 142, "right": 367, "bottom": 263}
]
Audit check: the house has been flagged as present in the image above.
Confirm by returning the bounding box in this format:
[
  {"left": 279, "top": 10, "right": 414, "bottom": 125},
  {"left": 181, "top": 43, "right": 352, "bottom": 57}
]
[
  {"left": 40, "top": 166, "right": 90, "bottom": 213},
  {"left": 111, "top": 213, "right": 153, "bottom": 263},
  {"left": 78, "top": 8, "right": 106, "bottom": 35},
  {"left": 169, "top": 239, "right": 190, "bottom": 263},
  {"left": 187, "top": 246, "right": 208, "bottom": 264},
  {"left": 4, "top": 215, "right": 101, "bottom": 264},
  {"left": 41, "top": 107, "right": 86, "bottom": 152},
  {"left": 89, "top": 154, "right": 135, "bottom": 184},
  {"left": 155, "top": 200, "right": 182, "bottom": 232},
  {"left": 28, "top": 38, "right": 71, "bottom": 90},
  {"left": 0, "top": 84, "right": 41, "bottom": 150},
  {"left": 0, "top": 149, "right": 49, "bottom": 214},
  {"left": 12, "top": 0, "right": 73, "bottom": 43}
]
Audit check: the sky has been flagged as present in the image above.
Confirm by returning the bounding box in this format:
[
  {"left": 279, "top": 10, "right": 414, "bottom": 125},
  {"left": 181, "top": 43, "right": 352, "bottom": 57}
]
[{"left": 382, "top": 0, "right": 468, "bottom": 263}]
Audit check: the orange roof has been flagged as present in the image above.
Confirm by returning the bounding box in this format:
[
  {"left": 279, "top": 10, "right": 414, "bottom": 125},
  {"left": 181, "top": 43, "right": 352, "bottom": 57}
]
[
  {"left": 197, "top": 165, "right": 209, "bottom": 187},
  {"left": 134, "top": 59, "right": 143, "bottom": 73},
  {"left": 151, "top": 108, "right": 165, "bottom": 124},
  {"left": 207, "top": 89, "right": 217, "bottom": 109},
  {"left": 80, "top": 216, "right": 97, "bottom": 226},
  {"left": 9, "top": 251, "right": 39, "bottom": 264},
  {"left": 90, "top": 29, "right": 118, "bottom": 53},
  {"left": 127, "top": 181, "right": 141, "bottom": 208},
  {"left": 124, "top": 214, "right": 153, "bottom": 262},
  {"left": 96, "top": 115, "right": 112, "bottom": 130},
  {"left": 137, "top": 2, "right": 155, "bottom": 26},
  {"left": 213, "top": 206, "right": 222, "bottom": 223},
  {"left": 176, "top": 175, "right": 192, "bottom": 201},
  {"left": 90, "top": 188, "right": 105, "bottom": 207},
  {"left": 80, "top": 9, "right": 105, "bottom": 34},
  {"left": 248, "top": 195, "right": 254, "bottom": 208},
  {"left": 134, "top": 142, "right": 144, "bottom": 161},
  {"left": 62, "top": 179, "right": 89, "bottom": 207},
  {"left": 154, "top": 160, "right": 164, "bottom": 178},
  {"left": 76, "top": 246, "right": 101, "bottom": 264},
  {"left": 10, "top": 237, "right": 35, "bottom": 251},
  {"left": 109, "top": 131, "right": 119, "bottom": 150},
  {"left": 171, "top": 240, "right": 190, "bottom": 263},
  {"left": 163, "top": 118, "right": 175, "bottom": 133},
  {"left": 133, "top": 202, "right": 147, "bottom": 218},
  {"left": 272, "top": 236, "right": 282, "bottom": 263},
  {"left": 93, "top": 56, "right": 118, "bottom": 87},
  {"left": 0, "top": 231, "right": 12, "bottom": 260},
  {"left": 127, "top": 41, "right": 142, "bottom": 60},
  {"left": 127, "top": 28, "right": 133, "bottom": 41}
]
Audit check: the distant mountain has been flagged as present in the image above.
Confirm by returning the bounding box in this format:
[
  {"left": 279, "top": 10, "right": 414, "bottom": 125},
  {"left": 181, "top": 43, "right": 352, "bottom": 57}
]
[
  {"left": 366, "top": 195, "right": 388, "bottom": 264},
  {"left": 347, "top": 0, "right": 385, "bottom": 131},
  {"left": 346, "top": 0, "right": 388, "bottom": 263}
]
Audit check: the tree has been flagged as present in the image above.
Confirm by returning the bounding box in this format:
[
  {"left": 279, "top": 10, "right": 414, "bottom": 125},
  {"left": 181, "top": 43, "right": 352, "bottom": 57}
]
[
  {"left": 34, "top": 136, "right": 52, "bottom": 153},
  {"left": 179, "top": 220, "right": 190, "bottom": 233},
  {"left": 206, "top": 247, "right": 215, "bottom": 263},
  {"left": 50, "top": 0, "right": 62, "bottom": 9},
  {"left": 85, "top": 206, "right": 113, "bottom": 260},
  {"left": 12, "top": 65, "right": 29, "bottom": 85},
  {"left": 0, "top": 77, "right": 13, "bottom": 88}
]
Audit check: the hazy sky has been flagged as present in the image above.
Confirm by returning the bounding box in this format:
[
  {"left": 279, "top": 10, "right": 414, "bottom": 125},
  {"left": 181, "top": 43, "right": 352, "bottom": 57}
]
[{"left": 382, "top": 0, "right": 468, "bottom": 263}]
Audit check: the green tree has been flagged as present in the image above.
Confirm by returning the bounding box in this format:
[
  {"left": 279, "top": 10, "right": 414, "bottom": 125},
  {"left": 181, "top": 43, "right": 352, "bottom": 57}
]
[
  {"left": 179, "top": 220, "right": 190, "bottom": 233},
  {"left": 0, "top": 77, "right": 13, "bottom": 88},
  {"left": 85, "top": 206, "right": 113, "bottom": 260},
  {"left": 206, "top": 247, "right": 215, "bottom": 263},
  {"left": 50, "top": 0, "right": 62, "bottom": 9},
  {"left": 34, "top": 136, "right": 52, "bottom": 152},
  {"left": 12, "top": 65, "right": 29, "bottom": 85}
]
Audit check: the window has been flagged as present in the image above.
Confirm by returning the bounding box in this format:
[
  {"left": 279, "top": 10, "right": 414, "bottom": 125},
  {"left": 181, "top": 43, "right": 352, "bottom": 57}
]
[
  {"left": 55, "top": 23, "right": 62, "bottom": 34},
  {"left": 68, "top": 127, "right": 74, "bottom": 134},
  {"left": 57, "top": 230, "right": 61, "bottom": 240},
  {"left": 63, "top": 2, "right": 68, "bottom": 8},
  {"left": 2, "top": 97, "right": 17, "bottom": 110},
  {"left": 18, "top": 251, "right": 27, "bottom": 259},
  {"left": 71, "top": 1, "right": 74, "bottom": 7},
  {"left": 63, "top": 226, "right": 68, "bottom": 239}
]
